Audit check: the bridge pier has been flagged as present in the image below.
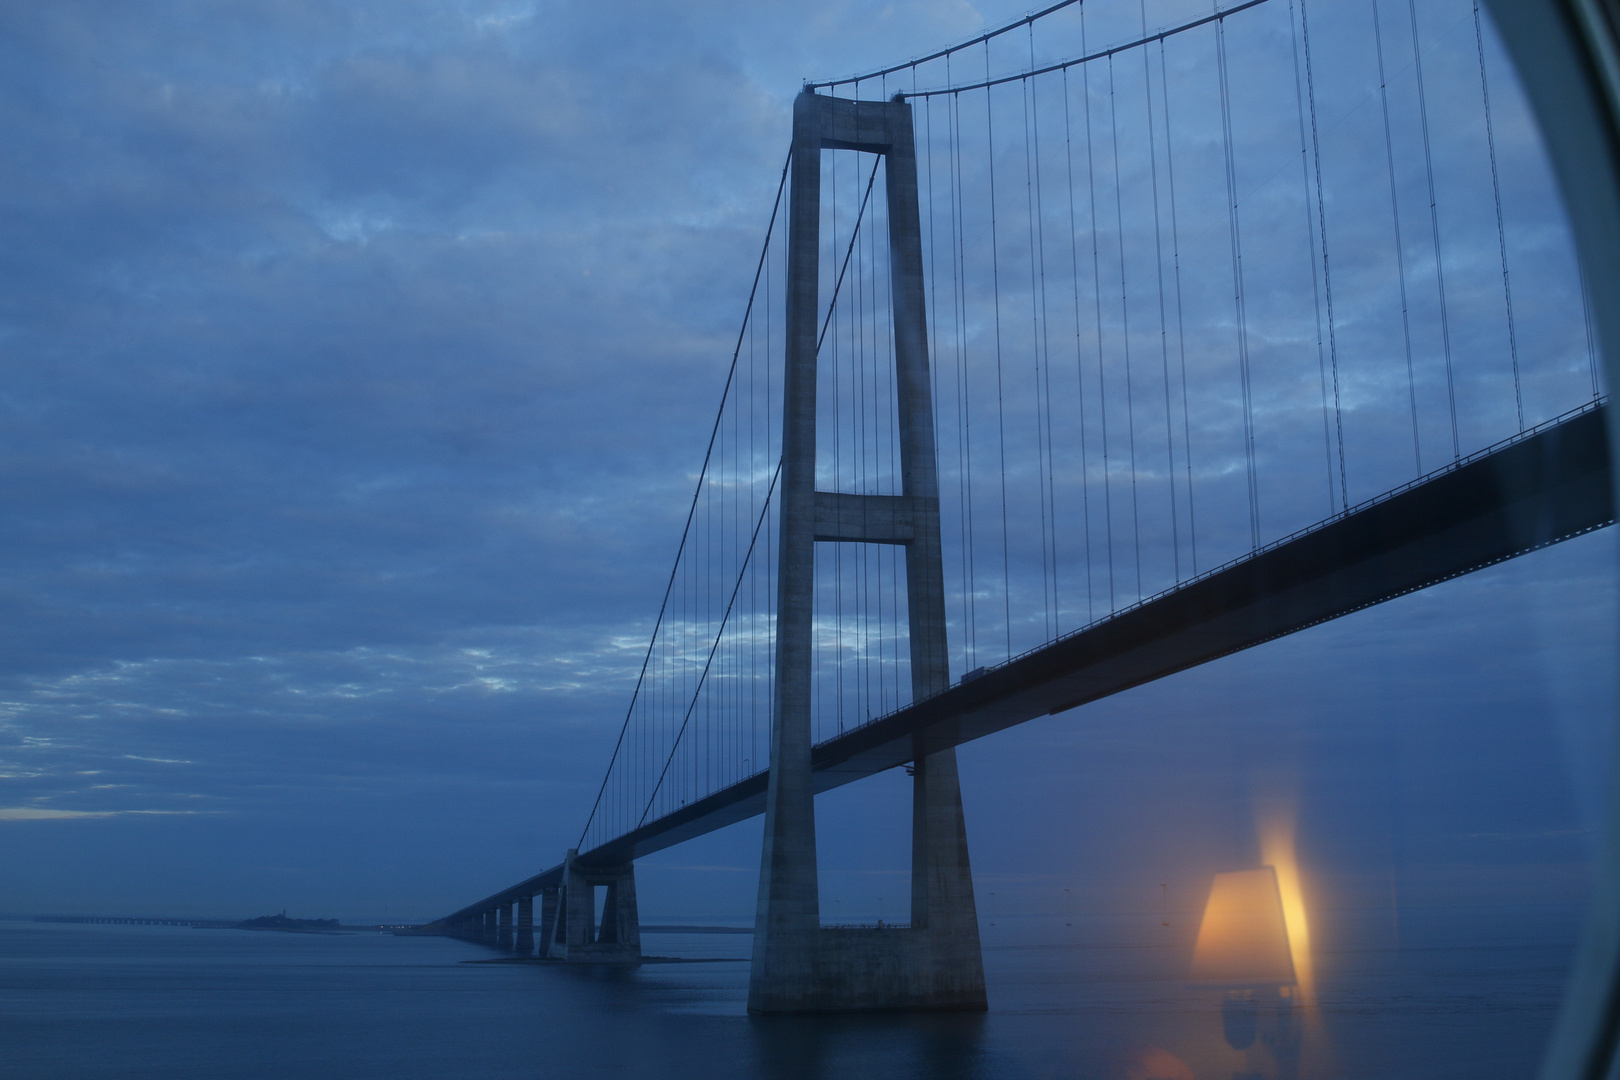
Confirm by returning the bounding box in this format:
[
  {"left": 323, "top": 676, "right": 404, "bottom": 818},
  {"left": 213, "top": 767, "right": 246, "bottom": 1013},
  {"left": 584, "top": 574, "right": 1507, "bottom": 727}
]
[
  {"left": 748, "top": 89, "right": 986, "bottom": 1014},
  {"left": 537, "top": 887, "right": 558, "bottom": 958},
  {"left": 496, "top": 902, "right": 513, "bottom": 951},
  {"left": 516, "top": 894, "right": 534, "bottom": 956},
  {"left": 549, "top": 849, "right": 640, "bottom": 963}
]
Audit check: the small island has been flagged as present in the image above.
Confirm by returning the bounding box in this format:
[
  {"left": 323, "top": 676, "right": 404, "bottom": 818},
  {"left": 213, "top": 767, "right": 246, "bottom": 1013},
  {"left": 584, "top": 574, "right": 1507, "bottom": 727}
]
[{"left": 236, "top": 912, "right": 343, "bottom": 933}]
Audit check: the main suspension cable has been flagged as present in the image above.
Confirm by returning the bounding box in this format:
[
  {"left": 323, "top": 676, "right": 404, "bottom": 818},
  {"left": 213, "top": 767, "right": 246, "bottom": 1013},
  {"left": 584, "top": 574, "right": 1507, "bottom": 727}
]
[
  {"left": 638, "top": 460, "right": 783, "bottom": 827},
  {"left": 633, "top": 155, "right": 884, "bottom": 829},
  {"left": 895, "top": 0, "right": 1275, "bottom": 99},
  {"left": 578, "top": 151, "right": 790, "bottom": 847},
  {"left": 807, "top": 0, "right": 1085, "bottom": 91}
]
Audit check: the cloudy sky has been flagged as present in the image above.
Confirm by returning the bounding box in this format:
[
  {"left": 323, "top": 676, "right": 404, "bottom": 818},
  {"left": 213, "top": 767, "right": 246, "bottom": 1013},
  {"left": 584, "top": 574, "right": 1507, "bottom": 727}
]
[{"left": 0, "top": 0, "right": 1610, "bottom": 927}]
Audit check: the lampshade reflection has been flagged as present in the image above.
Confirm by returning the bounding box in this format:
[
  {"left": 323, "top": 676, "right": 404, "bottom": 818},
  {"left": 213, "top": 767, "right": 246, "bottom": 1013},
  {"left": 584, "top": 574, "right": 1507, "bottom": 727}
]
[
  {"left": 1190, "top": 866, "right": 1304, "bottom": 1074},
  {"left": 1190, "top": 867, "right": 1295, "bottom": 985},
  {"left": 1259, "top": 808, "right": 1314, "bottom": 1001}
]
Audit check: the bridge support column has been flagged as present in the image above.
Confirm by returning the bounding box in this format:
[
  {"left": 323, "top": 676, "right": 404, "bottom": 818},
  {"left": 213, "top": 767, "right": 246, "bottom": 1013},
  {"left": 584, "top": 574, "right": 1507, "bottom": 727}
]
[
  {"left": 550, "top": 849, "right": 641, "bottom": 963},
  {"left": 537, "top": 887, "right": 558, "bottom": 959},
  {"left": 496, "top": 902, "right": 513, "bottom": 951},
  {"left": 749, "top": 89, "right": 985, "bottom": 1014},
  {"left": 516, "top": 895, "right": 534, "bottom": 956}
]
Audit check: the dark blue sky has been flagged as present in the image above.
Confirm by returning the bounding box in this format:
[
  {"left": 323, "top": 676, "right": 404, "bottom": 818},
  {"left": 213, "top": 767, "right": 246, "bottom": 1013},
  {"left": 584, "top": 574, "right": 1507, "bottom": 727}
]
[{"left": 0, "top": 0, "right": 1610, "bottom": 925}]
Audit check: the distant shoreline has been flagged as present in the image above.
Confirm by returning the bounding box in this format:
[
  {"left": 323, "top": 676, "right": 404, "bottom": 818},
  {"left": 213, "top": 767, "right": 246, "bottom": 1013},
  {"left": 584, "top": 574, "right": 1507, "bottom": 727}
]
[{"left": 13, "top": 915, "right": 755, "bottom": 935}]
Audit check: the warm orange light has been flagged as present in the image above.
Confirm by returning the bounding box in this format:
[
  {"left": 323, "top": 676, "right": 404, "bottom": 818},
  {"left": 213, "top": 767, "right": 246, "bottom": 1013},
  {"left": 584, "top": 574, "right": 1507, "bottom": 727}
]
[
  {"left": 1259, "top": 807, "right": 1314, "bottom": 1000},
  {"left": 1190, "top": 867, "right": 1295, "bottom": 985},
  {"left": 1124, "top": 1046, "right": 1195, "bottom": 1080}
]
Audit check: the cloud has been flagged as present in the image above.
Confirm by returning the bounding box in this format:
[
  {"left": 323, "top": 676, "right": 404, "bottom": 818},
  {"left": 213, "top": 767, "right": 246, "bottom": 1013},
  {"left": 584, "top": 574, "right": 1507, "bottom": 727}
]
[
  {"left": 0, "top": 807, "right": 211, "bottom": 821},
  {"left": 0, "top": 0, "right": 1606, "bottom": 923}
]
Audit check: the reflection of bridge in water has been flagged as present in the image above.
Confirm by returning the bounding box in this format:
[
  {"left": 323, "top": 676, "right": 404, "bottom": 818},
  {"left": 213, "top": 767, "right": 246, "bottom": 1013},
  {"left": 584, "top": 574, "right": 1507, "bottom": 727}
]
[{"left": 419, "top": 0, "right": 1612, "bottom": 1015}]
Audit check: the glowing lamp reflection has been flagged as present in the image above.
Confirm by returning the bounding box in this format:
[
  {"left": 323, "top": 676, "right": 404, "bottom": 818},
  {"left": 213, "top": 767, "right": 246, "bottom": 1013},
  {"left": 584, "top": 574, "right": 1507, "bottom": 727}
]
[
  {"left": 1259, "top": 811, "right": 1314, "bottom": 1000},
  {"left": 1190, "top": 867, "right": 1295, "bottom": 985}
]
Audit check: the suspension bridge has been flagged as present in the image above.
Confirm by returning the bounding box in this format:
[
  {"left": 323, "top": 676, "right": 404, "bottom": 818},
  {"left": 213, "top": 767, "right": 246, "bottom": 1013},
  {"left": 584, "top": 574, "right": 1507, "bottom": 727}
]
[{"left": 417, "top": 0, "right": 1612, "bottom": 1012}]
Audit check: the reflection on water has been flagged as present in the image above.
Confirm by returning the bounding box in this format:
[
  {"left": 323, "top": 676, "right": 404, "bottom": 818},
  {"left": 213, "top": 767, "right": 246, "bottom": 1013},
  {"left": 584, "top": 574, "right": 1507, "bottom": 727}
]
[
  {"left": 1191, "top": 867, "right": 1296, "bottom": 985},
  {"left": 1167, "top": 802, "right": 1320, "bottom": 1080},
  {"left": 1259, "top": 807, "right": 1314, "bottom": 1004},
  {"left": 0, "top": 910, "right": 1578, "bottom": 1080},
  {"left": 1186, "top": 866, "right": 1302, "bottom": 1078}
]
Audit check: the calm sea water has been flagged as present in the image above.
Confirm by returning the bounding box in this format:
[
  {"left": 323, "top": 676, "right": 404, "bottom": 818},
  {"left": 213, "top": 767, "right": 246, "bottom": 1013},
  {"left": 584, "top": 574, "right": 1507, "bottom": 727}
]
[{"left": 0, "top": 906, "right": 1577, "bottom": 1080}]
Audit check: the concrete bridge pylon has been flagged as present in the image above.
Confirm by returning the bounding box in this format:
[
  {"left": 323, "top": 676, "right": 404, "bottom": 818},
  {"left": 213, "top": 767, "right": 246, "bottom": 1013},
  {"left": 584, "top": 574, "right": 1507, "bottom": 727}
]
[
  {"left": 549, "top": 849, "right": 641, "bottom": 963},
  {"left": 748, "top": 88, "right": 987, "bottom": 1014}
]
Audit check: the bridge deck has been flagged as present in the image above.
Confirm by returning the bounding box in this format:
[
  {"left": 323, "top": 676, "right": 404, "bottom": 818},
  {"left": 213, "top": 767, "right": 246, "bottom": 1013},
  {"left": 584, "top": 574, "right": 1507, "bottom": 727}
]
[{"left": 430, "top": 401, "right": 1611, "bottom": 926}]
